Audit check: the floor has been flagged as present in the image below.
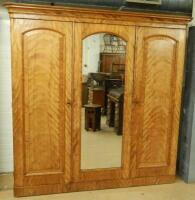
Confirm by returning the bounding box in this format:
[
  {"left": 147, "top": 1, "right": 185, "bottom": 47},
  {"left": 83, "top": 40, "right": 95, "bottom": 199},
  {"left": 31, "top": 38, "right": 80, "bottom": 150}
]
[
  {"left": 1, "top": 179, "right": 195, "bottom": 200},
  {"left": 81, "top": 109, "right": 122, "bottom": 169}
]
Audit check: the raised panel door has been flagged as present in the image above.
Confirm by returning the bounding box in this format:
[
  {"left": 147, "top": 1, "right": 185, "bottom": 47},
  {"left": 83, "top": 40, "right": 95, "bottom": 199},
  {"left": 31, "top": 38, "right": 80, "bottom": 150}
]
[
  {"left": 11, "top": 19, "right": 72, "bottom": 196},
  {"left": 131, "top": 27, "right": 186, "bottom": 177}
]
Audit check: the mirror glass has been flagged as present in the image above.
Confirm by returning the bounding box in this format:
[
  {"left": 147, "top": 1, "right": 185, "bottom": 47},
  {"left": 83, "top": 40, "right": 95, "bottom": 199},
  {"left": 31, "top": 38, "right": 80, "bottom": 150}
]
[{"left": 81, "top": 33, "right": 127, "bottom": 169}]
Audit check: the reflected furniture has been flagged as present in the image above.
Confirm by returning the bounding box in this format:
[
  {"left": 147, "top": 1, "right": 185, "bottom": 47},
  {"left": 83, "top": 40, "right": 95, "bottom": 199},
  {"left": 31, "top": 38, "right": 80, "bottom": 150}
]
[
  {"left": 88, "top": 72, "right": 109, "bottom": 87},
  {"left": 87, "top": 73, "right": 123, "bottom": 114},
  {"left": 4, "top": 1, "right": 190, "bottom": 197},
  {"left": 100, "top": 53, "right": 125, "bottom": 73},
  {"left": 84, "top": 104, "right": 101, "bottom": 131},
  {"left": 88, "top": 87, "right": 105, "bottom": 109},
  {"left": 112, "top": 63, "right": 125, "bottom": 73},
  {"left": 104, "top": 79, "right": 123, "bottom": 114},
  {"left": 107, "top": 88, "right": 124, "bottom": 135},
  {"left": 82, "top": 82, "right": 88, "bottom": 106}
]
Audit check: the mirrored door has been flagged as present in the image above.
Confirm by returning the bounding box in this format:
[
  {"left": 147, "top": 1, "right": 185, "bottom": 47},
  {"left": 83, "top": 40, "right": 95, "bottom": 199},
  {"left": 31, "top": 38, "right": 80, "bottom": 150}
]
[
  {"left": 81, "top": 33, "right": 126, "bottom": 170},
  {"left": 72, "top": 23, "right": 135, "bottom": 183}
]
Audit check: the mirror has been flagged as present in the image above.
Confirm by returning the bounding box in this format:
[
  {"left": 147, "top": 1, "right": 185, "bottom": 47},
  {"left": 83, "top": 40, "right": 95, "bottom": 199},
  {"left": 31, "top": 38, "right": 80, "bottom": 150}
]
[{"left": 81, "top": 33, "right": 127, "bottom": 170}]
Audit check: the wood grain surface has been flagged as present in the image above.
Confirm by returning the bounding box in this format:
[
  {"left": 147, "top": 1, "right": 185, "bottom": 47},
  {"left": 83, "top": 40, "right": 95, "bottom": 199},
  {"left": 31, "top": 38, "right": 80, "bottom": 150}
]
[
  {"left": 131, "top": 27, "right": 186, "bottom": 178},
  {"left": 4, "top": 2, "right": 191, "bottom": 28},
  {"left": 7, "top": 2, "right": 188, "bottom": 197},
  {"left": 11, "top": 19, "right": 73, "bottom": 195},
  {"left": 72, "top": 23, "right": 135, "bottom": 183}
]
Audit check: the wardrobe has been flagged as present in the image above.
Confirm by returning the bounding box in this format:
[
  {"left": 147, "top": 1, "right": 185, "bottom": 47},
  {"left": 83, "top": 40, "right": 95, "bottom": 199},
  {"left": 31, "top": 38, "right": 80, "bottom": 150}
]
[{"left": 4, "top": 1, "right": 190, "bottom": 197}]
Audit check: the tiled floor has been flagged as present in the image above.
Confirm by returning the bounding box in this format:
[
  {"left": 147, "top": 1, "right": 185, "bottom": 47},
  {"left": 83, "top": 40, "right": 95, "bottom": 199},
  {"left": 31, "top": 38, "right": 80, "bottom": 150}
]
[{"left": 1, "top": 179, "right": 195, "bottom": 200}]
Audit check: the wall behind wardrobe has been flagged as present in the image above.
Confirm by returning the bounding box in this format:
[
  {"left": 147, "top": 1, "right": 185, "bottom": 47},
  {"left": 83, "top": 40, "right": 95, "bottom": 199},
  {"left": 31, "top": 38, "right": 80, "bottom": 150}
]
[
  {"left": 0, "top": 5, "right": 13, "bottom": 173},
  {"left": 191, "top": 1, "right": 195, "bottom": 25},
  {"left": 183, "top": 0, "right": 195, "bottom": 182}
]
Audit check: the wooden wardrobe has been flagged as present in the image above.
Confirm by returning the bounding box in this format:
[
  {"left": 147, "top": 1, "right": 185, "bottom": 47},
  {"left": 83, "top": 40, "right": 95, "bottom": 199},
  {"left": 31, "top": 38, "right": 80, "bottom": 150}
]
[{"left": 5, "top": 2, "right": 190, "bottom": 197}]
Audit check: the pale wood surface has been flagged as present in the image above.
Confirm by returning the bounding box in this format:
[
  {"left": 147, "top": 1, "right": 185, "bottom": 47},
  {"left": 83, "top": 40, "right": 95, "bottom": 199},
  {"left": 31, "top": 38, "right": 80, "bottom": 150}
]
[
  {"left": 2, "top": 178, "right": 195, "bottom": 200},
  {"left": 4, "top": 3, "right": 190, "bottom": 32},
  {"left": 72, "top": 23, "right": 135, "bottom": 183},
  {"left": 131, "top": 27, "right": 186, "bottom": 178},
  {"left": 4, "top": 2, "right": 191, "bottom": 26},
  {"left": 13, "top": 175, "right": 175, "bottom": 196},
  {"left": 11, "top": 19, "right": 72, "bottom": 194},
  {"left": 7, "top": 2, "right": 188, "bottom": 197}
]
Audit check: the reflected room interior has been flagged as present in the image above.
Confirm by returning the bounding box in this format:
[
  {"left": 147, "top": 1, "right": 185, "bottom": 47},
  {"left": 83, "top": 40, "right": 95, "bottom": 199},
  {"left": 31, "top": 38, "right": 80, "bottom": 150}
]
[{"left": 81, "top": 33, "right": 127, "bottom": 170}]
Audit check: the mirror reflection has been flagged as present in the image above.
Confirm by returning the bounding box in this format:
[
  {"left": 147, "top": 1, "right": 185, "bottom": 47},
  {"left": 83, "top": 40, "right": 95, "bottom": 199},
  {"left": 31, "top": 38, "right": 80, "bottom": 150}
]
[{"left": 81, "top": 33, "right": 127, "bottom": 169}]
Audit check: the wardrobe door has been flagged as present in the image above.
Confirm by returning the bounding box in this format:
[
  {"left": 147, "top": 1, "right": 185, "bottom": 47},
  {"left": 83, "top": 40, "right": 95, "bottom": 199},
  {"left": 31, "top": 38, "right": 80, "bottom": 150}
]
[
  {"left": 72, "top": 23, "right": 135, "bottom": 188},
  {"left": 12, "top": 19, "right": 72, "bottom": 196},
  {"left": 131, "top": 27, "right": 186, "bottom": 178}
]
